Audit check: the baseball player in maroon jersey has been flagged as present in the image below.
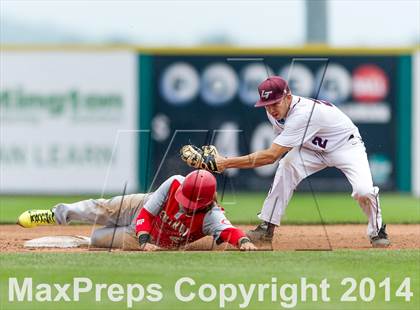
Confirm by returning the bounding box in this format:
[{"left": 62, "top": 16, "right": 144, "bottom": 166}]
[
  {"left": 181, "top": 76, "right": 390, "bottom": 248},
  {"left": 17, "top": 170, "right": 257, "bottom": 251}
]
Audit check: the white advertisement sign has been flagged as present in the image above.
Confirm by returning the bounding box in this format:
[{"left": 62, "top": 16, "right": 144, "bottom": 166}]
[{"left": 0, "top": 51, "right": 138, "bottom": 194}]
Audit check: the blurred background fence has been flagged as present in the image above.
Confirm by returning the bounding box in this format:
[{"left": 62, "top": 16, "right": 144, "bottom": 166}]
[{"left": 1, "top": 46, "right": 419, "bottom": 196}]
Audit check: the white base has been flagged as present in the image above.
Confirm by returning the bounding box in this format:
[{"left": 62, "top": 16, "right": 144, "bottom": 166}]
[{"left": 24, "top": 235, "right": 91, "bottom": 248}]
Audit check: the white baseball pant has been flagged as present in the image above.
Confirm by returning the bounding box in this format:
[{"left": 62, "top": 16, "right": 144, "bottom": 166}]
[
  {"left": 54, "top": 194, "right": 149, "bottom": 248},
  {"left": 258, "top": 136, "right": 383, "bottom": 238}
]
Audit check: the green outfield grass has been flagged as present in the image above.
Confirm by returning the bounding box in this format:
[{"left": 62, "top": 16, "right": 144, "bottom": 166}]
[
  {"left": 1, "top": 251, "right": 419, "bottom": 310},
  {"left": 1, "top": 194, "right": 419, "bottom": 310},
  {"left": 1, "top": 193, "right": 419, "bottom": 224}
]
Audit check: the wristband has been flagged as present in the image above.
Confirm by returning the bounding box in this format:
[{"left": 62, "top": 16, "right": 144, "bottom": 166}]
[
  {"left": 138, "top": 233, "right": 151, "bottom": 245},
  {"left": 239, "top": 237, "right": 251, "bottom": 246}
]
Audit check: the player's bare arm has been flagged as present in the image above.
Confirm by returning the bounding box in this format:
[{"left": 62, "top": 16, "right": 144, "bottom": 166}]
[
  {"left": 217, "top": 143, "right": 291, "bottom": 171},
  {"left": 180, "top": 85, "right": 293, "bottom": 174},
  {"left": 180, "top": 142, "right": 291, "bottom": 173}
]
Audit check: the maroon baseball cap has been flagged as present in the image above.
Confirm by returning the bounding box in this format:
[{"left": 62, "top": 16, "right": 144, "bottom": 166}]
[{"left": 255, "top": 76, "right": 290, "bottom": 107}]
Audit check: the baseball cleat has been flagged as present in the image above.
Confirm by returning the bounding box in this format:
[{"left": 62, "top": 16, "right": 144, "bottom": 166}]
[
  {"left": 370, "top": 224, "right": 390, "bottom": 248},
  {"left": 17, "top": 209, "right": 56, "bottom": 228},
  {"left": 246, "top": 222, "right": 274, "bottom": 244}
]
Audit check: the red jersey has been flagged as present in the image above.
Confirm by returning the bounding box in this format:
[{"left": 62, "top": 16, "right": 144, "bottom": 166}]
[{"left": 135, "top": 175, "right": 245, "bottom": 249}]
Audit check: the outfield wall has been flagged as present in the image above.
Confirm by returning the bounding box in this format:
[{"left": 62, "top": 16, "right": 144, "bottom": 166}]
[
  {"left": 0, "top": 46, "right": 418, "bottom": 195},
  {"left": 145, "top": 53, "right": 405, "bottom": 192},
  {"left": 413, "top": 51, "right": 420, "bottom": 197},
  {"left": 0, "top": 50, "right": 139, "bottom": 194}
]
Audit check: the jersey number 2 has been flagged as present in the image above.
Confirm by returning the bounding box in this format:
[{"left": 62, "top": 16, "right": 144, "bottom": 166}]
[{"left": 312, "top": 136, "right": 328, "bottom": 149}]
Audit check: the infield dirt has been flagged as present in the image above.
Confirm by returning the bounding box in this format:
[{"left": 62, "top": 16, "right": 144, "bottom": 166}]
[{"left": 1, "top": 224, "right": 419, "bottom": 252}]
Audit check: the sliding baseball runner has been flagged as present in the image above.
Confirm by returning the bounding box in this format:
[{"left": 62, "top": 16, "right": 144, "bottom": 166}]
[{"left": 17, "top": 170, "right": 257, "bottom": 251}]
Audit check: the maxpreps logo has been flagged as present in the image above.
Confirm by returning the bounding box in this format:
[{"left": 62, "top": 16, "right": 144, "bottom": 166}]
[{"left": 0, "top": 87, "right": 124, "bottom": 123}]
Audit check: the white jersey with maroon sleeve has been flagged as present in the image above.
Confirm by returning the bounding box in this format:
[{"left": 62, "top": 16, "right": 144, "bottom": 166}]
[
  {"left": 269, "top": 96, "right": 359, "bottom": 152},
  {"left": 260, "top": 95, "right": 384, "bottom": 239}
]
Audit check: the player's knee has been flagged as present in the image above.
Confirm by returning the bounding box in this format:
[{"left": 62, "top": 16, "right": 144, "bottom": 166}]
[
  {"left": 279, "top": 161, "right": 305, "bottom": 185},
  {"left": 352, "top": 185, "right": 374, "bottom": 200},
  {"left": 94, "top": 198, "right": 108, "bottom": 206},
  {"left": 90, "top": 228, "right": 112, "bottom": 248},
  {"left": 90, "top": 230, "right": 102, "bottom": 247}
]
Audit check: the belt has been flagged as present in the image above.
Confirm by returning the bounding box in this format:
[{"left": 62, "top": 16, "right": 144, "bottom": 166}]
[{"left": 348, "top": 134, "right": 354, "bottom": 141}]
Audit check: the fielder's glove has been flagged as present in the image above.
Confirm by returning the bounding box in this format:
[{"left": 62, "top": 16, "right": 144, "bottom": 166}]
[{"left": 180, "top": 144, "right": 223, "bottom": 173}]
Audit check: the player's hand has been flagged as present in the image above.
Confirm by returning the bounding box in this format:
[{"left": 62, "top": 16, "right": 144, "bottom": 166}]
[
  {"left": 214, "top": 154, "right": 227, "bottom": 172},
  {"left": 239, "top": 238, "right": 257, "bottom": 251},
  {"left": 202, "top": 145, "right": 225, "bottom": 173},
  {"left": 140, "top": 243, "right": 161, "bottom": 251},
  {"left": 137, "top": 232, "right": 161, "bottom": 251},
  {"left": 180, "top": 144, "right": 224, "bottom": 173}
]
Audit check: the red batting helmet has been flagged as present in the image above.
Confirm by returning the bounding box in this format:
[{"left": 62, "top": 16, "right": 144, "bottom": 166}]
[
  {"left": 255, "top": 76, "right": 290, "bottom": 107},
  {"left": 175, "top": 170, "right": 217, "bottom": 211}
]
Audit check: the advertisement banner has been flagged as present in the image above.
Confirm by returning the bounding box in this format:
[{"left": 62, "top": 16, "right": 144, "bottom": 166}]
[
  {"left": 413, "top": 51, "right": 420, "bottom": 197},
  {"left": 0, "top": 51, "right": 138, "bottom": 194},
  {"left": 150, "top": 55, "right": 398, "bottom": 192}
]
